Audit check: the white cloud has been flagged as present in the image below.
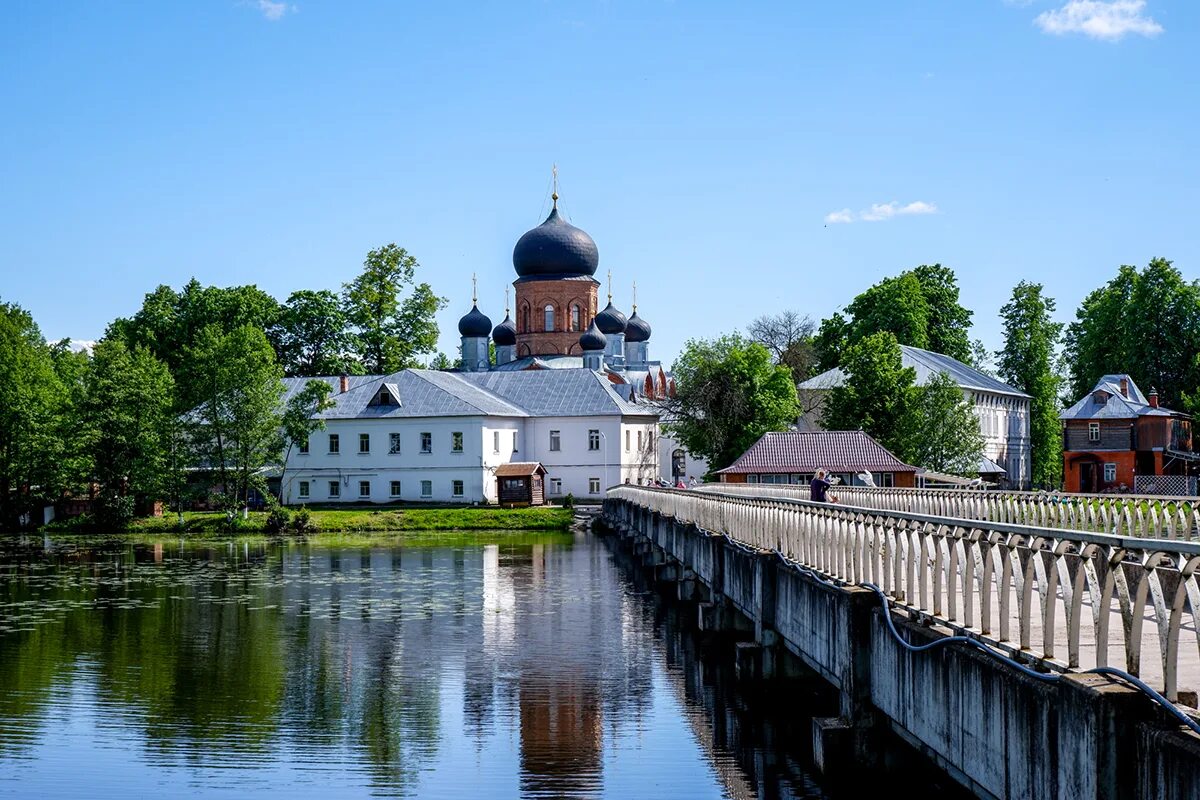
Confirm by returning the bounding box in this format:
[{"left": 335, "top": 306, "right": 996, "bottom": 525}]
[
  {"left": 1035, "top": 1, "right": 1163, "bottom": 41},
  {"left": 828, "top": 200, "right": 938, "bottom": 224},
  {"left": 253, "top": 0, "right": 293, "bottom": 21}
]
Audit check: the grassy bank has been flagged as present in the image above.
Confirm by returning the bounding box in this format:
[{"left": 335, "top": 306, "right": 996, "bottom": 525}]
[{"left": 42, "top": 505, "right": 575, "bottom": 535}]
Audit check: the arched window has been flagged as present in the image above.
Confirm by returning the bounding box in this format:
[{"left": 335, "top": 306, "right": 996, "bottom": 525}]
[
  {"left": 544, "top": 304, "right": 555, "bottom": 332},
  {"left": 570, "top": 304, "right": 581, "bottom": 332},
  {"left": 520, "top": 304, "right": 530, "bottom": 333}
]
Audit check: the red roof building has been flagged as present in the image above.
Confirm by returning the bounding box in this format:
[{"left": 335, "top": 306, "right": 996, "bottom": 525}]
[{"left": 715, "top": 430, "right": 919, "bottom": 487}]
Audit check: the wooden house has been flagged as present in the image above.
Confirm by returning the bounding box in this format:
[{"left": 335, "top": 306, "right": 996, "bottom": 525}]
[{"left": 496, "top": 462, "right": 548, "bottom": 506}]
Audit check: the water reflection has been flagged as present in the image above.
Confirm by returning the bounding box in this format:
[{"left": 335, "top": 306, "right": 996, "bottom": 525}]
[{"left": 0, "top": 532, "right": 952, "bottom": 799}]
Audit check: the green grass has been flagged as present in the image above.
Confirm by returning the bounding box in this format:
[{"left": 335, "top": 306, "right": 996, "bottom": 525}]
[{"left": 40, "top": 505, "right": 575, "bottom": 535}]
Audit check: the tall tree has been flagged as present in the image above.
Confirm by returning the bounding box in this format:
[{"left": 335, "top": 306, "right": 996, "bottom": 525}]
[
  {"left": 187, "top": 325, "right": 286, "bottom": 510},
  {"left": 909, "top": 264, "right": 974, "bottom": 362},
  {"left": 276, "top": 289, "right": 360, "bottom": 377},
  {"left": 910, "top": 370, "right": 985, "bottom": 476},
  {"left": 747, "top": 310, "right": 818, "bottom": 382},
  {"left": 279, "top": 379, "right": 335, "bottom": 503},
  {"left": 821, "top": 332, "right": 917, "bottom": 461},
  {"left": 665, "top": 334, "right": 799, "bottom": 471},
  {"left": 997, "top": 282, "right": 1063, "bottom": 487},
  {"left": 845, "top": 272, "right": 931, "bottom": 351},
  {"left": 0, "top": 302, "right": 64, "bottom": 526},
  {"left": 84, "top": 341, "right": 176, "bottom": 526},
  {"left": 343, "top": 244, "right": 446, "bottom": 374}
]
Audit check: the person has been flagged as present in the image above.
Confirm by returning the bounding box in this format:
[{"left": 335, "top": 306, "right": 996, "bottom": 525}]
[
  {"left": 689, "top": 476, "right": 698, "bottom": 488},
  {"left": 810, "top": 469, "right": 832, "bottom": 502}
]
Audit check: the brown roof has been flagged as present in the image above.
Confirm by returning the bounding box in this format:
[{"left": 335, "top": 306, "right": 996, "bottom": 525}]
[
  {"left": 715, "top": 431, "right": 918, "bottom": 475},
  {"left": 495, "top": 462, "right": 546, "bottom": 477}
]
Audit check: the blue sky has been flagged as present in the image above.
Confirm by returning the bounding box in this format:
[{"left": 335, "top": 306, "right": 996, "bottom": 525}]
[{"left": 2, "top": 1, "right": 1196, "bottom": 368}]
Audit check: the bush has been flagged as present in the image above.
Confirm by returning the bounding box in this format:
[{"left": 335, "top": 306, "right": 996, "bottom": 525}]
[
  {"left": 96, "top": 493, "right": 135, "bottom": 530},
  {"left": 563, "top": 492, "right": 575, "bottom": 509},
  {"left": 291, "top": 505, "right": 317, "bottom": 533},
  {"left": 264, "top": 505, "right": 291, "bottom": 534}
]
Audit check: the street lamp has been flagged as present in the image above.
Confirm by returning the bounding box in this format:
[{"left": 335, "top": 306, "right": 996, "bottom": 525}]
[{"left": 598, "top": 431, "right": 609, "bottom": 490}]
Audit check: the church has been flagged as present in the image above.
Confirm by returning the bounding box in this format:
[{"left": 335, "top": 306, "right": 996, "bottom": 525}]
[{"left": 278, "top": 189, "right": 707, "bottom": 506}]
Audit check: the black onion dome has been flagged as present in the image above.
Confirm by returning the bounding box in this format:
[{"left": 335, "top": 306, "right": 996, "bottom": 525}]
[
  {"left": 625, "top": 311, "right": 652, "bottom": 342},
  {"left": 457, "top": 303, "right": 492, "bottom": 337},
  {"left": 512, "top": 207, "right": 599, "bottom": 278},
  {"left": 579, "top": 320, "right": 607, "bottom": 352},
  {"left": 492, "top": 313, "right": 516, "bottom": 346},
  {"left": 594, "top": 301, "right": 628, "bottom": 335}
]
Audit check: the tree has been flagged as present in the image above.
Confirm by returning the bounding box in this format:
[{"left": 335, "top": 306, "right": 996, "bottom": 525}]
[
  {"left": 279, "top": 379, "right": 335, "bottom": 503},
  {"left": 747, "top": 310, "right": 818, "bottom": 382},
  {"left": 343, "top": 244, "right": 446, "bottom": 374},
  {"left": 276, "top": 289, "right": 360, "bottom": 377},
  {"left": 0, "top": 302, "right": 65, "bottom": 526},
  {"left": 997, "top": 282, "right": 1063, "bottom": 486},
  {"left": 665, "top": 334, "right": 798, "bottom": 471},
  {"left": 909, "top": 264, "right": 974, "bottom": 362},
  {"left": 910, "top": 370, "right": 984, "bottom": 475},
  {"left": 821, "top": 332, "right": 917, "bottom": 461},
  {"left": 427, "top": 352, "right": 454, "bottom": 370},
  {"left": 845, "top": 272, "right": 931, "bottom": 351},
  {"left": 187, "top": 325, "right": 286, "bottom": 510},
  {"left": 84, "top": 341, "right": 176, "bottom": 526},
  {"left": 1062, "top": 258, "right": 1200, "bottom": 410},
  {"left": 814, "top": 312, "right": 850, "bottom": 372}
]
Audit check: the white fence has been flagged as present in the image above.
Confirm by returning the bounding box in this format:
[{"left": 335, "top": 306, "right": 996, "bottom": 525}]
[{"left": 609, "top": 485, "right": 1200, "bottom": 702}]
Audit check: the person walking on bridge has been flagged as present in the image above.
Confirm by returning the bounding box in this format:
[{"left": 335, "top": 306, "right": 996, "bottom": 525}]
[{"left": 810, "top": 469, "right": 833, "bottom": 503}]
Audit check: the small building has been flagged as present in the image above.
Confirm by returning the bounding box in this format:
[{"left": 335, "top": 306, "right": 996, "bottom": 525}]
[
  {"left": 1060, "top": 374, "right": 1197, "bottom": 494},
  {"left": 714, "top": 430, "right": 920, "bottom": 488},
  {"left": 496, "top": 462, "right": 547, "bottom": 506}
]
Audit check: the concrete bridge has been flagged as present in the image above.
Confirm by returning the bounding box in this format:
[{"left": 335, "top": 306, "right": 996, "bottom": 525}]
[{"left": 599, "top": 485, "right": 1200, "bottom": 800}]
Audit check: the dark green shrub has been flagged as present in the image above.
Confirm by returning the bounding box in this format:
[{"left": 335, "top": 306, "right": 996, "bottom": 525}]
[{"left": 563, "top": 492, "right": 575, "bottom": 509}]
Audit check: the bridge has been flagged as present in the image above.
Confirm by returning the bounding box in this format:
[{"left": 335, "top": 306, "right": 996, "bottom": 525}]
[{"left": 599, "top": 484, "right": 1200, "bottom": 800}]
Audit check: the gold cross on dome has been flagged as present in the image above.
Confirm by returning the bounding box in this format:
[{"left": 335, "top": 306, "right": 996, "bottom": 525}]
[
  {"left": 472, "top": 272, "right": 477, "bottom": 304},
  {"left": 551, "top": 164, "right": 559, "bottom": 207}
]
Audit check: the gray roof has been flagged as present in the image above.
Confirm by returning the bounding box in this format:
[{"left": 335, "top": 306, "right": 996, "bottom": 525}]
[
  {"left": 1060, "top": 374, "right": 1176, "bottom": 420},
  {"left": 798, "top": 345, "right": 1030, "bottom": 399},
  {"left": 457, "top": 368, "right": 649, "bottom": 417}
]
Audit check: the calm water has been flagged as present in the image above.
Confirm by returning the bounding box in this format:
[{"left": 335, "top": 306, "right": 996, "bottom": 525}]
[{"left": 0, "top": 531, "right": 956, "bottom": 799}]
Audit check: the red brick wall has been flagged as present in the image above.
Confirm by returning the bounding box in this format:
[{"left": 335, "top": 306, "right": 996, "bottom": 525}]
[
  {"left": 514, "top": 278, "right": 600, "bottom": 356},
  {"left": 1063, "top": 450, "right": 1136, "bottom": 492}
]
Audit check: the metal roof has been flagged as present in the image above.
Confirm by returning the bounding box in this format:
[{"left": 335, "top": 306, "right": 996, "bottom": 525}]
[
  {"left": 495, "top": 462, "right": 546, "bottom": 477},
  {"left": 1060, "top": 374, "right": 1177, "bottom": 420},
  {"left": 715, "top": 430, "right": 918, "bottom": 475},
  {"left": 798, "top": 345, "right": 1030, "bottom": 399},
  {"left": 457, "top": 368, "right": 650, "bottom": 417}
]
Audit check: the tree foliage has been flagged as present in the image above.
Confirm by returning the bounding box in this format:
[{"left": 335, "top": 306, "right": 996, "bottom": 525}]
[
  {"left": 279, "top": 379, "right": 335, "bottom": 502},
  {"left": 746, "top": 310, "right": 818, "bottom": 383},
  {"left": 909, "top": 370, "right": 984, "bottom": 476},
  {"left": 997, "top": 281, "right": 1063, "bottom": 486},
  {"left": 276, "top": 289, "right": 360, "bottom": 377},
  {"left": 821, "top": 332, "right": 917, "bottom": 460},
  {"left": 666, "top": 334, "right": 799, "bottom": 471},
  {"left": 343, "top": 244, "right": 446, "bottom": 374}
]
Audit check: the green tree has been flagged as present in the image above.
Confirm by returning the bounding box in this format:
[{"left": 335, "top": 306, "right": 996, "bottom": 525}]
[
  {"left": 278, "top": 379, "right": 335, "bottom": 503},
  {"left": 84, "top": 341, "right": 176, "bottom": 526},
  {"left": 910, "top": 264, "right": 974, "bottom": 362},
  {"left": 814, "top": 312, "right": 850, "bottom": 372},
  {"left": 0, "top": 302, "right": 65, "bottom": 526},
  {"left": 276, "top": 289, "right": 360, "bottom": 377},
  {"left": 845, "top": 272, "right": 931, "bottom": 351},
  {"left": 666, "top": 334, "right": 799, "bottom": 471},
  {"left": 187, "top": 325, "right": 286, "bottom": 510},
  {"left": 427, "top": 352, "right": 454, "bottom": 370},
  {"left": 997, "top": 282, "right": 1063, "bottom": 486},
  {"left": 47, "top": 339, "right": 93, "bottom": 495},
  {"left": 910, "top": 370, "right": 984, "bottom": 475},
  {"left": 821, "top": 332, "right": 917, "bottom": 461},
  {"left": 343, "top": 245, "right": 446, "bottom": 374}
]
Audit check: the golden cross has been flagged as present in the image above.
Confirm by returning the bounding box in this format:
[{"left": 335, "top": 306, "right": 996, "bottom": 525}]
[
  {"left": 505, "top": 286, "right": 510, "bottom": 314},
  {"left": 632, "top": 280, "right": 638, "bottom": 311},
  {"left": 551, "top": 164, "right": 559, "bottom": 207},
  {"left": 472, "top": 272, "right": 477, "bottom": 304},
  {"left": 607, "top": 269, "right": 613, "bottom": 302}
]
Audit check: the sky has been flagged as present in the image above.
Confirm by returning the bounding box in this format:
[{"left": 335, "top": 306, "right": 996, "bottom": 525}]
[{"left": 2, "top": 0, "right": 1197, "bottom": 368}]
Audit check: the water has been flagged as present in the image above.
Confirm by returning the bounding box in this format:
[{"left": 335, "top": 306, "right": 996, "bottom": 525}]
[{"left": 0, "top": 531, "right": 960, "bottom": 799}]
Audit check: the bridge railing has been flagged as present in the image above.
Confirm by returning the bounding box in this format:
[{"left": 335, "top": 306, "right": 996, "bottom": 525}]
[
  {"left": 693, "top": 482, "right": 1200, "bottom": 540},
  {"left": 607, "top": 485, "right": 1200, "bottom": 702}
]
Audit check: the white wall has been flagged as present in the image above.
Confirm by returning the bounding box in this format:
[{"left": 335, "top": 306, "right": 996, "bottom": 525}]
[{"left": 659, "top": 432, "right": 709, "bottom": 484}]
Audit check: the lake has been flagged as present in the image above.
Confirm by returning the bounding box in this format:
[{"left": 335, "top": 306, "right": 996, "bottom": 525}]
[{"left": 0, "top": 531, "right": 962, "bottom": 799}]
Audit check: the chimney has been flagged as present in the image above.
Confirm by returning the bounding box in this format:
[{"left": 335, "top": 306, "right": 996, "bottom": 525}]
[
  {"left": 1149, "top": 387, "right": 1159, "bottom": 408},
  {"left": 1119, "top": 377, "right": 1129, "bottom": 398},
  {"left": 339, "top": 373, "right": 349, "bottom": 394}
]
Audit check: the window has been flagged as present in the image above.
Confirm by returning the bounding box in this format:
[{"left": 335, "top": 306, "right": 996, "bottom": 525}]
[
  {"left": 520, "top": 304, "right": 529, "bottom": 333},
  {"left": 298, "top": 481, "right": 310, "bottom": 498},
  {"left": 420, "top": 480, "right": 432, "bottom": 498},
  {"left": 451, "top": 431, "right": 464, "bottom": 453},
  {"left": 880, "top": 473, "right": 894, "bottom": 488},
  {"left": 328, "top": 433, "right": 340, "bottom": 454},
  {"left": 549, "top": 478, "right": 562, "bottom": 495},
  {"left": 359, "top": 433, "right": 370, "bottom": 454},
  {"left": 389, "top": 432, "right": 401, "bottom": 455},
  {"left": 588, "top": 429, "right": 601, "bottom": 451},
  {"left": 329, "top": 480, "right": 340, "bottom": 498},
  {"left": 1089, "top": 422, "right": 1100, "bottom": 442},
  {"left": 589, "top": 477, "right": 601, "bottom": 494},
  {"left": 637, "top": 430, "right": 643, "bottom": 451},
  {"left": 747, "top": 475, "right": 759, "bottom": 484},
  {"left": 421, "top": 432, "right": 432, "bottom": 453},
  {"left": 452, "top": 480, "right": 464, "bottom": 497},
  {"left": 544, "top": 304, "right": 555, "bottom": 332},
  {"left": 570, "top": 304, "right": 581, "bottom": 332},
  {"left": 390, "top": 480, "right": 402, "bottom": 498},
  {"left": 513, "top": 431, "right": 519, "bottom": 452},
  {"left": 493, "top": 431, "right": 500, "bottom": 454},
  {"left": 1104, "top": 463, "right": 1117, "bottom": 482},
  {"left": 298, "top": 437, "right": 309, "bottom": 455},
  {"left": 549, "top": 430, "right": 561, "bottom": 451},
  {"left": 625, "top": 430, "right": 630, "bottom": 452},
  {"left": 359, "top": 480, "right": 371, "bottom": 498}
]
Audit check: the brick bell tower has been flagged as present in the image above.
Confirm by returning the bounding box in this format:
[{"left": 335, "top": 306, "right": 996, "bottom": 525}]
[{"left": 511, "top": 174, "right": 601, "bottom": 357}]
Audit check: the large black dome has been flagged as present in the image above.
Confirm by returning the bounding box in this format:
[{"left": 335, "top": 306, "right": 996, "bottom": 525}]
[
  {"left": 457, "top": 303, "right": 493, "bottom": 338},
  {"left": 492, "top": 313, "right": 516, "bottom": 346},
  {"left": 579, "top": 320, "right": 607, "bottom": 352},
  {"left": 595, "top": 301, "right": 627, "bottom": 335},
  {"left": 513, "top": 206, "right": 599, "bottom": 279},
  {"left": 625, "top": 311, "right": 652, "bottom": 342}
]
